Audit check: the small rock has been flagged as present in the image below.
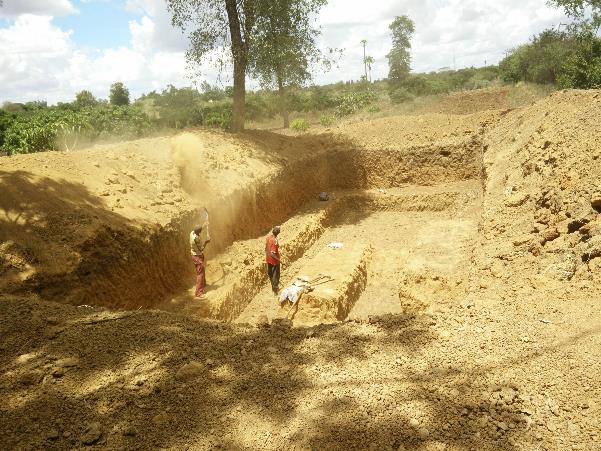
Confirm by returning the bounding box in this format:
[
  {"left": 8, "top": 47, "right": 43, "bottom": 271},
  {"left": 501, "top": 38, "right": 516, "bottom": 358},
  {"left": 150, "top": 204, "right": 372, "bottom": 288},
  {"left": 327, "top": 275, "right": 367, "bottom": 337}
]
[
  {"left": 540, "top": 227, "right": 560, "bottom": 245},
  {"left": 409, "top": 418, "right": 420, "bottom": 428},
  {"left": 92, "top": 162, "right": 100, "bottom": 168},
  {"left": 266, "top": 346, "right": 278, "bottom": 353},
  {"left": 175, "top": 361, "right": 203, "bottom": 382},
  {"left": 52, "top": 367, "right": 64, "bottom": 378},
  {"left": 305, "top": 328, "right": 316, "bottom": 338},
  {"left": 205, "top": 358, "right": 215, "bottom": 366},
  {"left": 47, "top": 429, "right": 59, "bottom": 440},
  {"left": 81, "top": 422, "right": 102, "bottom": 445},
  {"left": 19, "top": 370, "right": 43, "bottom": 386}
]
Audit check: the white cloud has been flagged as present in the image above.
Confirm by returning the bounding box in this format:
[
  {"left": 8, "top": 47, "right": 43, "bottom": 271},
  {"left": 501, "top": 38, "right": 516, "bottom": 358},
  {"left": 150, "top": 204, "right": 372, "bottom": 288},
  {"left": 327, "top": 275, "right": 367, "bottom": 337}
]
[
  {"left": 0, "top": 0, "right": 77, "bottom": 17},
  {"left": 0, "top": 0, "right": 571, "bottom": 103},
  {"left": 315, "top": 0, "right": 568, "bottom": 83}
]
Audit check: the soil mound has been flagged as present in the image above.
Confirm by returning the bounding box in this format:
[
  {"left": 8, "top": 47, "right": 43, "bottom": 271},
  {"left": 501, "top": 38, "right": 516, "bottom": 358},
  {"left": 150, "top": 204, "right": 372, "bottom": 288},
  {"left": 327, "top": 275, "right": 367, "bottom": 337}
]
[{"left": 1, "top": 89, "right": 600, "bottom": 450}]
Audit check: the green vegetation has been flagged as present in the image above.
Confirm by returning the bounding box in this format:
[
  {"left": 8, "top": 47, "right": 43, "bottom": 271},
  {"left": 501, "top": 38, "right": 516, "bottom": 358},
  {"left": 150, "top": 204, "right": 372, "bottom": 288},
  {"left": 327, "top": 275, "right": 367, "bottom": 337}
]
[
  {"left": 319, "top": 115, "right": 335, "bottom": 127},
  {"left": 2, "top": 104, "right": 151, "bottom": 155},
  {"left": 499, "top": 29, "right": 601, "bottom": 88},
  {"left": 2, "top": 0, "right": 600, "bottom": 155},
  {"left": 290, "top": 118, "right": 310, "bottom": 132},
  {"left": 109, "top": 82, "right": 130, "bottom": 106}
]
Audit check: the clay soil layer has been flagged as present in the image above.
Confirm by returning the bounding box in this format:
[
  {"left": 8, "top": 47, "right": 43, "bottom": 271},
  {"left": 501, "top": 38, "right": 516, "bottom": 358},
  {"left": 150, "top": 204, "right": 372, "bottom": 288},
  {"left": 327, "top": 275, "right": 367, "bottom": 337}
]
[{"left": 1, "top": 88, "right": 601, "bottom": 450}]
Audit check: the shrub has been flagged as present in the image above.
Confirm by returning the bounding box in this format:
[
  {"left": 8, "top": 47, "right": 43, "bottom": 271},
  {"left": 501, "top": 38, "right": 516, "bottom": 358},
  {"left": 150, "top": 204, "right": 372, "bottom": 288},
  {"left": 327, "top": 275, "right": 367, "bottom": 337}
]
[
  {"left": 319, "top": 115, "right": 335, "bottom": 127},
  {"left": 3, "top": 105, "right": 152, "bottom": 154},
  {"left": 335, "top": 90, "right": 377, "bottom": 116},
  {"left": 201, "top": 101, "right": 232, "bottom": 129},
  {"left": 389, "top": 87, "right": 414, "bottom": 104},
  {"left": 290, "top": 118, "right": 310, "bottom": 132},
  {"left": 367, "top": 105, "right": 381, "bottom": 113}
]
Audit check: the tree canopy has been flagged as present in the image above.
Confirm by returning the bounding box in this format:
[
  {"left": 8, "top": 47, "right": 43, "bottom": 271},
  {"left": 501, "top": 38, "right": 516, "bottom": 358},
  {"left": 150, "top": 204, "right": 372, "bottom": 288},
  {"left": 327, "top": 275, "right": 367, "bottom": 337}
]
[
  {"left": 167, "top": 0, "right": 256, "bottom": 132},
  {"left": 248, "top": 0, "right": 329, "bottom": 127},
  {"left": 75, "top": 90, "right": 98, "bottom": 108},
  {"left": 549, "top": 0, "right": 601, "bottom": 28},
  {"left": 109, "top": 82, "right": 130, "bottom": 106},
  {"left": 386, "top": 16, "right": 415, "bottom": 84}
]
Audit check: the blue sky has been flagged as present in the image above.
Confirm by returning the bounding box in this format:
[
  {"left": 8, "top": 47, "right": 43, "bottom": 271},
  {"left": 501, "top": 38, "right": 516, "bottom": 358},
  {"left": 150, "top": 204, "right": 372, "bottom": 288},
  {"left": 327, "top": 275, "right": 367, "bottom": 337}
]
[
  {"left": 54, "top": 0, "right": 137, "bottom": 49},
  {"left": 0, "top": 0, "right": 569, "bottom": 104}
]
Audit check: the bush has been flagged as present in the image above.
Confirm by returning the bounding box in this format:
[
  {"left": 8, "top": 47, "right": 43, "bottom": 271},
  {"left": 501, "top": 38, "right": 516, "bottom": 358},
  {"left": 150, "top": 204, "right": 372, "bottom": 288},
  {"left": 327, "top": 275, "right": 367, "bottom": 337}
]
[
  {"left": 202, "top": 102, "right": 232, "bottom": 130},
  {"left": 389, "top": 87, "right": 414, "bottom": 104},
  {"left": 290, "top": 118, "right": 310, "bottom": 132},
  {"left": 0, "top": 109, "right": 17, "bottom": 148},
  {"left": 367, "top": 105, "right": 381, "bottom": 113},
  {"left": 319, "top": 115, "right": 335, "bottom": 127},
  {"left": 499, "top": 28, "right": 601, "bottom": 88},
  {"left": 335, "top": 90, "right": 377, "bottom": 116},
  {"left": 3, "top": 105, "right": 152, "bottom": 154}
]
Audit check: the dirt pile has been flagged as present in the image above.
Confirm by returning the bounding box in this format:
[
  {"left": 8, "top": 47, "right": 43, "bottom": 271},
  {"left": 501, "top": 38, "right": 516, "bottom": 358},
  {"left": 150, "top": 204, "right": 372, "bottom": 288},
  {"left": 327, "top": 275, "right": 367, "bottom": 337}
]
[
  {"left": 473, "top": 89, "right": 601, "bottom": 302},
  {"left": 1, "top": 88, "right": 601, "bottom": 450}
]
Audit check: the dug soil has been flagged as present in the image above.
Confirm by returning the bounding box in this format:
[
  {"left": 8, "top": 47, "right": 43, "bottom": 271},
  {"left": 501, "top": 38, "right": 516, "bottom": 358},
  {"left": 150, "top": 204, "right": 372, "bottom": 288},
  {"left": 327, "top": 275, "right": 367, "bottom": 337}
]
[{"left": 1, "top": 88, "right": 600, "bottom": 450}]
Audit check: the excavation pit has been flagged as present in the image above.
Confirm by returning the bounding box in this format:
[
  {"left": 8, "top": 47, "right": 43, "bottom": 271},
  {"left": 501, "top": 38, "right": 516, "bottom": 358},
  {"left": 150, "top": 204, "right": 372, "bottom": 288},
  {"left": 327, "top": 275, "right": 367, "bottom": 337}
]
[{"left": 167, "top": 181, "right": 481, "bottom": 326}]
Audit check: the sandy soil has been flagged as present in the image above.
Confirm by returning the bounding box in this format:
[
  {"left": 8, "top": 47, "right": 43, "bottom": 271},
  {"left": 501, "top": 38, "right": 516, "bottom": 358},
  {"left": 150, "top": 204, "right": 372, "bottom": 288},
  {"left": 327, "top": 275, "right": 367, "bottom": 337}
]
[{"left": 1, "top": 87, "right": 600, "bottom": 450}]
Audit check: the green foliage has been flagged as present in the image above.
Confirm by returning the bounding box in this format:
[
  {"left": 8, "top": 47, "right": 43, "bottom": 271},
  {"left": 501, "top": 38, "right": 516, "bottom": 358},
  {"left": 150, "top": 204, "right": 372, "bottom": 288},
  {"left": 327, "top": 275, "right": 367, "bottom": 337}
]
[
  {"left": 151, "top": 85, "right": 204, "bottom": 128},
  {"left": 110, "top": 82, "right": 130, "bottom": 106},
  {"left": 199, "top": 100, "right": 232, "bottom": 129},
  {"left": 549, "top": 0, "right": 601, "bottom": 30},
  {"left": 249, "top": 0, "right": 330, "bottom": 128},
  {"left": 3, "top": 105, "right": 151, "bottom": 155},
  {"left": 75, "top": 90, "right": 98, "bottom": 108},
  {"left": 245, "top": 91, "right": 277, "bottom": 121},
  {"left": 387, "top": 16, "right": 415, "bottom": 84},
  {"left": 499, "top": 28, "right": 601, "bottom": 88},
  {"left": 319, "top": 115, "right": 335, "bottom": 126},
  {"left": 290, "top": 118, "right": 310, "bottom": 132},
  {"left": 367, "top": 105, "right": 381, "bottom": 113},
  {"left": 0, "top": 109, "right": 17, "bottom": 148},
  {"left": 557, "top": 32, "right": 601, "bottom": 88},
  {"left": 335, "top": 90, "right": 377, "bottom": 116},
  {"left": 389, "top": 87, "right": 414, "bottom": 104}
]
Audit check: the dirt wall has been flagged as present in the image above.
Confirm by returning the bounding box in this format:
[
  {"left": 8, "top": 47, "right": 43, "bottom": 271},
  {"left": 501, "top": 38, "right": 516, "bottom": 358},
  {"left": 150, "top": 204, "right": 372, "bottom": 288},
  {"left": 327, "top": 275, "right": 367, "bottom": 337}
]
[{"left": 0, "top": 121, "right": 485, "bottom": 310}]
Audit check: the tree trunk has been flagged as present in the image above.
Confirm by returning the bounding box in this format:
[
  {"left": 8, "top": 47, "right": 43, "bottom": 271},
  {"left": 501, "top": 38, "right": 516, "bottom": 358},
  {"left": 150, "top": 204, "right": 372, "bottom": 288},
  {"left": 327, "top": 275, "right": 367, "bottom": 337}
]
[
  {"left": 277, "top": 74, "right": 289, "bottom": 129},
  {"left": 225, "top": 0, "right": 246, "bottom": 132}
]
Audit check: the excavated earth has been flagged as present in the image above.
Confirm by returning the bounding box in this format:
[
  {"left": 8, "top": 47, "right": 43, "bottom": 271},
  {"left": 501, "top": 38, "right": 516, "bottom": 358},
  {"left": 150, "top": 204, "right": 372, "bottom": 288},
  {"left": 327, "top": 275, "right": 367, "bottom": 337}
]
[{"left": 1, "top": 88, "right": 601, "bottom": 450}]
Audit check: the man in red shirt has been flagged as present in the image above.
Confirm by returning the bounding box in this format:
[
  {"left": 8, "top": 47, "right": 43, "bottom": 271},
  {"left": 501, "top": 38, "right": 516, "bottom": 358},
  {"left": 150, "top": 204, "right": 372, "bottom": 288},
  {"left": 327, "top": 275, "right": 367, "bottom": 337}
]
[{"left": 265, "top": 226, "right": 281, "bottom": 295}]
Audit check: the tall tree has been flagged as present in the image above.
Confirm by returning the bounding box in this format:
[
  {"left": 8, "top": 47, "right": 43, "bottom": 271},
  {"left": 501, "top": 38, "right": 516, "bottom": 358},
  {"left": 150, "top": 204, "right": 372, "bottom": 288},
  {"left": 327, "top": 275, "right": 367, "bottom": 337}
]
[
  {"left": 249, "top": 0, "right": 329, "bottom": 128},
  {"left": 365, "top": 56, "right": 375, "bottom": 82},
  {"left": 549, "top": 0, "right": 601, "bottom": 29},
  {"left": 109, "top": 82, "right": 130, "bottom": 106},
  {"left": 361, "top": 39, "right": 368, "bottom": 81},
  {"left": 167, "top": 0, "right": 257, "bottom": 132},
  {"left": 386, "top": 16, "right": 415, "bottom": 84},
  {"left": 75, "top": 90, "right": 98, "bottom": 108}
]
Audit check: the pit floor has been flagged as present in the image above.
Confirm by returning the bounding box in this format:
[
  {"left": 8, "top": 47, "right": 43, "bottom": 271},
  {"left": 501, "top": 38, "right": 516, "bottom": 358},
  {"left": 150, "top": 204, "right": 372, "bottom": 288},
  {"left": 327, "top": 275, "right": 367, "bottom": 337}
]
[{"left": 172, "top": 181, "right": 482, "bottom": 325}]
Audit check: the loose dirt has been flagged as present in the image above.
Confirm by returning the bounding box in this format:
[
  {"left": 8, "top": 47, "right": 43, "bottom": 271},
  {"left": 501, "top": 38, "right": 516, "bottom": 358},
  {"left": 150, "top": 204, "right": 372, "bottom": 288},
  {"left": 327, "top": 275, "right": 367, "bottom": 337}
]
[{"left": 1, "top": 87, "right": 600, "bottom": 450}]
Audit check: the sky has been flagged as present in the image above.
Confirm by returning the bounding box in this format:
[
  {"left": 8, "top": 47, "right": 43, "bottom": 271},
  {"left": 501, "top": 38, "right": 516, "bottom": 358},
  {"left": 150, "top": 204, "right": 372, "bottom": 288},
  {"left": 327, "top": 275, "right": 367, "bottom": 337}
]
[{"left": 0, "top": 0, "right": 569, "bottom": 104}]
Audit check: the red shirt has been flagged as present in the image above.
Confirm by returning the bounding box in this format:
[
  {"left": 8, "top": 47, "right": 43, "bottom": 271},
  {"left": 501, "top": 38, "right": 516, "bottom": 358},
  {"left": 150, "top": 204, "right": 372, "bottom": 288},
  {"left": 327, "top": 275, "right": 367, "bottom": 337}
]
[{"left": 265, "top": 233, "right": 280, "bottom": 265}]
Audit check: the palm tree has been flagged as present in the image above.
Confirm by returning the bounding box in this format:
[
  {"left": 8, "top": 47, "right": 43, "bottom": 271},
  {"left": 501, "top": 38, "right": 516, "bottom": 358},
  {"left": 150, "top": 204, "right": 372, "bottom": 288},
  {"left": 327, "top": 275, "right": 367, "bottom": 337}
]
[
  {"left": 365, "top": 56, "right": 375, "bottom": 82},
  {"left": 360, "top": 39, "right": 367, "bottom": 81}
]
